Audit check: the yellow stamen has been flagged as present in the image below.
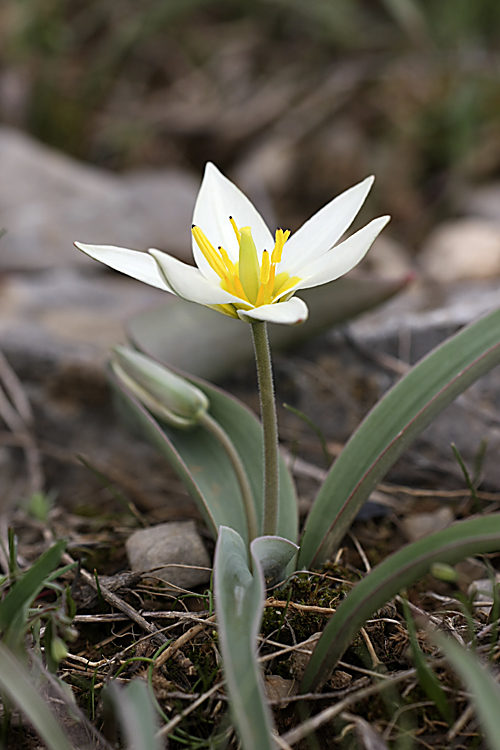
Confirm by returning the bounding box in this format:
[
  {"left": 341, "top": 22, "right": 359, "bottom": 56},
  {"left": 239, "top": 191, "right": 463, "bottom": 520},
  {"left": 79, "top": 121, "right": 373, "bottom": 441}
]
[
  {"left": 222, "top": 275, "right": 237, "bottom": 296},
  {"left": 255, "top": 286, "right": 265, "bottom": 307},
  {"left": 195, "top": 217, "right": 299, "bottom": 312},
  {"left": 218, "top": 245, "right": 235, "bottom": 275},
  {"left": 229, "top": 216, "right": 241, "bottom": 243},
  {"left": 233, "top": 275, "right": 248, "bottom": 301},
  {"left": 263, "top": 265, "right": 276, "bottom": 305},
  {"left": 260, "top": 250, "right": 270, "bottom": 284},
  {"left": 271, "top": 228, "right": 290, "bottom": 264},
  {"left": 255, "top": 254, "right": 270, "bottom": 306},
  {"left": 212, "top": 303, "right": 239, "bottom": 319},
  {"left": 192, "top": 226, "right": 226, "bottom": 279}
]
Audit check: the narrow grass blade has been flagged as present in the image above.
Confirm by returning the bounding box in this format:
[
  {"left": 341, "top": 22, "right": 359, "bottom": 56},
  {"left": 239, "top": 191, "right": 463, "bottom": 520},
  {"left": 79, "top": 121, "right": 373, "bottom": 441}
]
[
  {"left": 299, "top": 307, "right": 500, "bottom": 569},
  {"left": 401, "top": 597, "right": 452, "bottom": 724},
  {"left": 0, "top": 644, "right": 73, "bottom": 750},
  {"left": 214, "top": 527, "right": 276, "bottom": 750},
  {"left": 108, "top": 679, "right": 161, "bottom": 750},
  {"left": 0, "top": 541, "right": 65, "bottom": 631},
  {"left": 111, "top": 366, "right": 298, "bottom": 545},
  {"left": 435, "top": 634, "right": 500, "bottom": 750},
  {"left": 300, "top": 514, "right": 500, "bottom": 692}
]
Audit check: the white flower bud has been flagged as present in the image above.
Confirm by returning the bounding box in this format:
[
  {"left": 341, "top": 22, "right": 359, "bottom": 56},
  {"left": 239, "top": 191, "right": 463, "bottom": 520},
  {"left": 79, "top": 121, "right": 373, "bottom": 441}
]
[{"left": 111, "top": 346, "right": 209, "bottom": 428}]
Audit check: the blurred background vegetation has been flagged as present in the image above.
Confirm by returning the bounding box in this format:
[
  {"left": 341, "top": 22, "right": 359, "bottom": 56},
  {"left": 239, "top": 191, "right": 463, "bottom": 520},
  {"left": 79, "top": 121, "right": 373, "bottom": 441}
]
[{"left": 1, "top": 0, "right": 500, "bottom": 246}]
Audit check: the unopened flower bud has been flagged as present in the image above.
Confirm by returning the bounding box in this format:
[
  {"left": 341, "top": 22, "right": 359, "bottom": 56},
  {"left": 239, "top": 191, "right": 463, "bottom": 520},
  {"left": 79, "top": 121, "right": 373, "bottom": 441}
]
[
  {"left": 51, "top": 637, "right": 68, "bottom": 664},
  {"left": 111, "top": 346, "right": 209, "bottom": 429},
  {"left": 430, "top": 562, "right": 458, "bottom": 583}
]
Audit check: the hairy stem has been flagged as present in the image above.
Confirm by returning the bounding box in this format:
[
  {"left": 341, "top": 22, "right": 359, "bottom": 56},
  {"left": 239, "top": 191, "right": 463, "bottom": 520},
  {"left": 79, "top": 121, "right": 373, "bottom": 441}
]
[{"left": 251, "top": 321, "right": 279, "bottom": 536}]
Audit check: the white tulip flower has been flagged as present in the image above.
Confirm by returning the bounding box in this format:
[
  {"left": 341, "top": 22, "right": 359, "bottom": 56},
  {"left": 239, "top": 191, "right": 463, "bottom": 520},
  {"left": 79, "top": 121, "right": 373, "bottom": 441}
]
[{"left": 75, "top": 163, "right": 389, "bottom": 326}]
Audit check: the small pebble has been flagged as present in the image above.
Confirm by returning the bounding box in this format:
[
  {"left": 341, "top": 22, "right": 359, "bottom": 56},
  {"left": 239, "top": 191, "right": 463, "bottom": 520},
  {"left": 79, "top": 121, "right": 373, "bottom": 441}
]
[{"left": 468, "top": 576, "right": 500, "bottom": 617}]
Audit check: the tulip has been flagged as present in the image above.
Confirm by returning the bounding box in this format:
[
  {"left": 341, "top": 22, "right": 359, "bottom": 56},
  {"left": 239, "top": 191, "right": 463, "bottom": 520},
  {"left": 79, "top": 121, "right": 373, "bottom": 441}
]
[{"left": 75, "top": 163, "right": 389, "bottom": 326}]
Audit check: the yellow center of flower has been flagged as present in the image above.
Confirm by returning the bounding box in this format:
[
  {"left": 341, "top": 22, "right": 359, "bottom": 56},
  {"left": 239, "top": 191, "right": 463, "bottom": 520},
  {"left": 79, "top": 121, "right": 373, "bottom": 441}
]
[{"left": 191, "top": 218, "right": 300, "bottom": 310}]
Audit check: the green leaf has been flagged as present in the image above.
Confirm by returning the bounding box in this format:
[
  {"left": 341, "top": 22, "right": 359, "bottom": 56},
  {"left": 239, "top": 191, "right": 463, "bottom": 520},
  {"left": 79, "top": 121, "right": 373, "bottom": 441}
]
[
  {"left": 0, "top": 644, "right": 73, "bottom": 750},
  {"left": 110, "top": 366, "right": 298, "bottom": 545},
  {"left": 300, "top": 514, "right": 500, "bottom": 693},
  {"left": 127, "top": 275, "right": 410, "bottom": 381},
  {"left": 299, "top": 306, "right": 500, "bottom": 569},
  {"left": 251, "top": 535, "right": 298, "bottom": 587},
  {"left": 0, "top": 541, "right": 65, "bottom": 632},
  {"left": 435, "top": 634, "right": 500, "bottom": 750},
  {"left": 214, "top": 527, "right": 276, "bottom": 750},
  {"left": 107, "top": 679, "right": 161, "bottom": 750},
  {"left": 401, "top": 597, "right": 452, "bottom": 724}
]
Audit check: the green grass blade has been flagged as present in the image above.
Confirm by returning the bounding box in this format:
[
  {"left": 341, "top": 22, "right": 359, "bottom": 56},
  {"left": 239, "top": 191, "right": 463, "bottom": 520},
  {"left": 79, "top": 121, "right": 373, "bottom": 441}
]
[
  {"left": 111, "top": 366, "right": 298, "bottom": 545},
  {"left": 401, "top": 597, "right": 452, "bottom": 724},
  {"left": 108, "top": 679, "right": 161, "bottom": 750},
  {"left": 299, "top": 307, "right": 500, "bottom": 568},
  {"left": 0, "top": 541, "right": 65, "bottom": 631},
  {"left": 0, "top": 644, "right": 73, "bottom": 750},
  {"left": 435, "top": 634, "right": 500, "bottom": 750},
  {"left": 214, "top": 527, "right": 276, "bottom": 750},
  {"left": 300, "top": 514, "right": 500, "bottom": 692}
]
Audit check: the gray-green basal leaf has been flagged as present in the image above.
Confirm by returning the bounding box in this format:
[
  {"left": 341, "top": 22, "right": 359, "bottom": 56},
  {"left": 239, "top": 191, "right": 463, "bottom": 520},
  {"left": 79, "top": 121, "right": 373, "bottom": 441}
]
[
  {"left": 110, "top": 364, "right": 297, "bottom": 545},
  {"left": 214, "top": 526, "right": 276, "bottom": 750},
  {"left": 300, "top": 514, "right": 500, "bottom": 692},
  {"left": 300, "top": 306, "right": 500, "bottom": 568},
  {"left": 435, "top": 634, "right": 500, "bottom": 750}
]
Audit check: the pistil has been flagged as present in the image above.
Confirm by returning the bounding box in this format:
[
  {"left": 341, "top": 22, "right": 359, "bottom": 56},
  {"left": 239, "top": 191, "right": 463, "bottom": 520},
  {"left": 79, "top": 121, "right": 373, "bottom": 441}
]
[{"left": 191, "top": 219, "right": 299, "bottom": 311}]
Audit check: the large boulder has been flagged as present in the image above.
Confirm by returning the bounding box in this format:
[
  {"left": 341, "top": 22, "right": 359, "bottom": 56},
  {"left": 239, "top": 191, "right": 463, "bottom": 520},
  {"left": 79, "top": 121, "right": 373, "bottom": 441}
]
[{"left": 0, "top": 126, "right": 198, "bottom": 270}]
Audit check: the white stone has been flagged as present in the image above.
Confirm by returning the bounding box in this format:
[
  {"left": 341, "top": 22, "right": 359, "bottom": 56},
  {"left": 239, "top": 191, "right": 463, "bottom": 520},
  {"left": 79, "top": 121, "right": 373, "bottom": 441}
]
[
  {"left": 468, "top": 576, "right": 500, "bottom": 616},
  {"left": 420, "top": 219, "right": 500, "bottom": 282},
  {"left": 401, "top": 507, "right": 454, "bottom": 543}
]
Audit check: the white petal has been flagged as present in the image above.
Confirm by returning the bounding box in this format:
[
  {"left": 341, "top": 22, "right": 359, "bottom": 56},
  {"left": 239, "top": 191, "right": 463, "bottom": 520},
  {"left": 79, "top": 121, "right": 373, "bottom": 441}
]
[
  {"left": 285, "top": 176, "right": 375, "bottom": 274},
  {"left": 237, "top": 297, "right": 309, "bottom": 325},
  {"left": 75, "top": 242, "right": 172, "bottom": 291},
  {"left": 296, "top": 216, "right": 390, "bottom": 289},
  {"left": 192, "top": 163, "right": 274, "bottom": 279},
  {"left": 149, "top": 249, "right": 243, "bottom": 306}
]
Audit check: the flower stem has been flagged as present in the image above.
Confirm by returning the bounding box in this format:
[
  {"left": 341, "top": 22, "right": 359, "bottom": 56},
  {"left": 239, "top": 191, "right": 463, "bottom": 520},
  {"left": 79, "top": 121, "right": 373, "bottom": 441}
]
[
  {"left": 199, "top": 411, "right": 259, "bottom": 542},
  {"left": 250, "top": 321, "right": 279, "bottom": 536}
]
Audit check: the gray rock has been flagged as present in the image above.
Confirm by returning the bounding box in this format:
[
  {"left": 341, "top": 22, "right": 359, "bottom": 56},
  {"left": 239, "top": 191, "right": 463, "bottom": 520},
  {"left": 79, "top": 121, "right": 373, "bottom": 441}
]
[
  {"left": 0, "top": 126, "right": 197, "bottom": 270},
  {"left": 349, "top": 278, "right": 500, "bottom": 363},
  {"left": 125, "top": 521, "right": 211, "bottom": 590},
  {"left": 0, "top": 268, "right": 166, "bottom": 376},
  {"left": 348, "top": 279, "right": 500, "bottom": 488}
]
